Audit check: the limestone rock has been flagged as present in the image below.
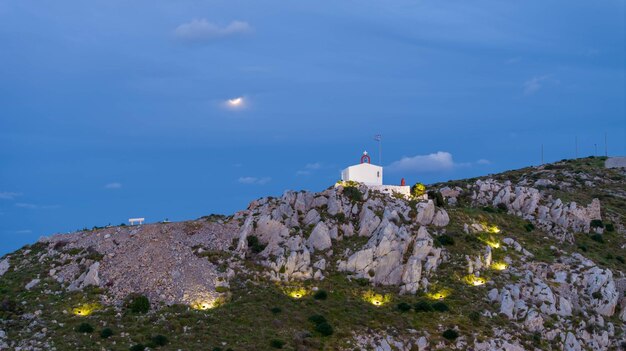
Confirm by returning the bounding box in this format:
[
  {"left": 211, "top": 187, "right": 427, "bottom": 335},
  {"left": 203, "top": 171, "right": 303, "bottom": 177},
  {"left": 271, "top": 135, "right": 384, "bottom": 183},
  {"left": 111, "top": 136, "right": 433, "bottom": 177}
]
[
  {"left": 307, "top": 222, "right": 332, "bottom": 252},
  {"left": 0, "top": 258, "right": 9, "bottom": 277}
]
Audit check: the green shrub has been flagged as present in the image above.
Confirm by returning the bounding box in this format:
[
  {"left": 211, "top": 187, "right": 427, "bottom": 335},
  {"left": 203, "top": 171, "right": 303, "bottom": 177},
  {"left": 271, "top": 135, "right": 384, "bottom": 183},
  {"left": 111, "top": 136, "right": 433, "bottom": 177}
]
[
  {"left": 100, "top": 328, "right": 113, "bottom": 339},
  {"left": 616, "top": 256, "right": 625, "bottom": 264},
  {"left": 129, "top": 295, "right": 150, "bottom": 313},
  {"left": 578, "top": 244, "right": 588, "bottom": 252},
  {"left": 414, "top": 301, "right": 433, "bottom": 312},
  {"left": 590, "top": 219, "right": 604, "bottom": 228},
  {"left": 354, "top": 278, "right": 370, "bottom": 286},
  {"left": 590, "top": 234, "right": 604, "bottom": 243},
  {"left": 605, "top": 223, "right": 615, "bottom": 232},
  {"left": 151, "top": 335, "right": 169, "bottom": 346},
  {"left": 428, "top": 190, "right": 445, "bottom": 207},
  {"left": 496, "top": 203, "right": 508, "bottom": 213},
  {"left": 75, "top": 322, "right": 94, "bottom": 333},
  {"left": 270, "top": 339, "right": 285, "bottom": 349},
  {"left": 397, "top": 302, "right": 411, "bottom": 312},
  {"left": 432, "top": 301, "right": 449, "bottom": 312},
  {"left": 247, "top": 235, "right": 267, "bottom": 254},
  {"left": 308, "top": 314, "right": 327, "bottom": 325},
  {"left": 435, "top": 234, "right": 455, "bottom": 247},
  {"left": 411, "top": 183, "right": 426, "bottom": 197},
  {"left": 442, "top": 329, "right": 459, "bottom": 340},
  {"left": 524, "top": 222, "right": 535, "bottom": 232},
  {"left": 482, "top": 206, "right": 496, "bottom": 213},
  {"left": 315, "top": 322, "right": 334, "bottom": 336},
  {"left": 469, "top": 311, "right": 480, "bottom": 322},
  {"left": 270, "top": 307, "right": 282, "bottom": 314},
  {"left": 343, "top": 186, "right": 363, "bottom": 202},
  {"left": 313, "top": 290, "right": 328, "bottom": 300},
  {"left": 592, "top": 291, "right": 602, "bottom": 299},
  {"left": 130, "top": 344, "right": 145, "bottom": 351}
]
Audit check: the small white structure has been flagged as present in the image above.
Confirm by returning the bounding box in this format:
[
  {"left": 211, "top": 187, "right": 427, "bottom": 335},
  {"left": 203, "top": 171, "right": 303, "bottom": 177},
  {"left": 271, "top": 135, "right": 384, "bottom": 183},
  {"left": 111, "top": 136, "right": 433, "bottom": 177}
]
[
  {"left": 340, "top": 151, "right": 411, "bottom": 198},
  {"left": 341, "top": 151, "right": 383, "bottom": 185},
  {"left": 129, "top": 218, "right": 145, "bottom": 226}
]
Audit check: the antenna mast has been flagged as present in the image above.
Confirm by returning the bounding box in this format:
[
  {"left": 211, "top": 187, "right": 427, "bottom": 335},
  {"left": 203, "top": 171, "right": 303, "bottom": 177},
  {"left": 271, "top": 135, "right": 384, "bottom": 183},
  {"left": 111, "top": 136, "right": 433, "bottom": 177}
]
[{"left": 374, "top": 134, "right": 382, "bottom": 165}]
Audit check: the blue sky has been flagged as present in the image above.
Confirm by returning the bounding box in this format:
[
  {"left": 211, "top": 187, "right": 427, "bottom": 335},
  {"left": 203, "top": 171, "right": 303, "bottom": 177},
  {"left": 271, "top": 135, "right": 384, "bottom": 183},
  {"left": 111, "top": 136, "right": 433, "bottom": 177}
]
[{"left": 1, "top": 0, "right": 624, "bottom": 255}]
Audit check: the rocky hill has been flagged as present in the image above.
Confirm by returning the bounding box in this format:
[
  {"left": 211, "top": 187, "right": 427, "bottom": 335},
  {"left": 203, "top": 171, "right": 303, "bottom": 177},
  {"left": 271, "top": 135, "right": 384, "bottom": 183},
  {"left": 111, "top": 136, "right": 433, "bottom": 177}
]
[{"left": 1, "top": 157, "right": 625, "bottom": 351}]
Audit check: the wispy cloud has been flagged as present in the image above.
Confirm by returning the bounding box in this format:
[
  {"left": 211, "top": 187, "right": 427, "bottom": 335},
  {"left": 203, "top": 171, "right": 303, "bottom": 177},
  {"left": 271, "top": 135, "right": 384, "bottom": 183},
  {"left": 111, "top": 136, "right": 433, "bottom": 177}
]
[
  {"left": 238, "top": 176, "right": 271, "bottom": 185},
  {"left": 523, "top": 75, "right": 556, "bottom": 95},
  {"left": 15, "top": 229, "right": 32, "bottom": 234},
  {"left": 174, "top": 19, "right": 252, "bottom": 43},
  {"left": 105, "top": 182, "right": 122, "bottom": 189},
  {"left": 0, "top": 192, "right": 21, "bottom": 200},
  {"left": 296, "top": 162, "right": 322, "bottom": 176},
  {"left": 387, "top": 152, "right": 456, "bottom": 173},
  {"left": 476, "top": 159, "right": 491, "bottom": 165},
  {"left": 15, "top": 203, "right": 58, "bottom": 210}
]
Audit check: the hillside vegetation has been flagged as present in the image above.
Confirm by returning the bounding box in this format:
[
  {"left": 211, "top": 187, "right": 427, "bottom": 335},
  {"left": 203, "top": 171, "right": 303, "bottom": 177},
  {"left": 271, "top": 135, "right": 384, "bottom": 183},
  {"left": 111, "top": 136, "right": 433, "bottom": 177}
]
[{"left": 0, "top": 157, "right": 624, "bottom": 351}]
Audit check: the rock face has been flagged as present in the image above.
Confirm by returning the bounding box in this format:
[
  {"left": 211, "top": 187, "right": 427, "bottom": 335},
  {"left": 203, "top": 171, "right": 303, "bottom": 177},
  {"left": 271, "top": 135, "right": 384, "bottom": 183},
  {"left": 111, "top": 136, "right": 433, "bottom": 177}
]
[
  {"left": 443, "top": 178, "right": 603, "bottom": 242},
  {"left": 0, "top": 258, "right": 9, "bottom": 277}
]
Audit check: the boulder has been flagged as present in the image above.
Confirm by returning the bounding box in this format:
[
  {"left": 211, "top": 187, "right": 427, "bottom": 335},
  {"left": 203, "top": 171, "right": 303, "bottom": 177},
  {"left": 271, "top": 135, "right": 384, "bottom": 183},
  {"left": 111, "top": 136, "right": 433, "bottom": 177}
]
[{"left": 307, "top": 222, "right": 332, "bottom": 252}]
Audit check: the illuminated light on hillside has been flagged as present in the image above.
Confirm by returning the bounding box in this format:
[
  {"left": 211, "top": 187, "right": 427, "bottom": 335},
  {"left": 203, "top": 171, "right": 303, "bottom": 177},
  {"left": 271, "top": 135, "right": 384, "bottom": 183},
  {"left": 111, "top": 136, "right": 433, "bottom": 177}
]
[
  {"left": 464, "top": 275, "right": 486, "bottom": 286},
  {"left": 427, "top": 289, "right": 450, "bottom": 300},
  {"left": 491, "top": 262, "right": 508, "bottom": 271},
  {"left": 487, "top": 225, "right": 501, "bottom": 234},
  {"left": 284, "top": 286, "right": 308, "bottom": 299},
  {"left": 363, "top": 291, "right": 391, "bottom": 307},
  {"left": 192, "top": 299, "right": 218, "bottom": 310},
  {"left": 485, "top": 240, "right": 500, "bottom": 249},
  {"left": 72, "top": 303, "right": 99, "bottom": 316}
]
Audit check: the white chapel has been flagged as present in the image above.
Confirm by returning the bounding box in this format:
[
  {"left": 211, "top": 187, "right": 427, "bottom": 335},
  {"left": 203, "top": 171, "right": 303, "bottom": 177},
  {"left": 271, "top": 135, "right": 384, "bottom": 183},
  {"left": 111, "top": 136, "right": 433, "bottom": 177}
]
[{"left": 340, "top": 151, "right": 411, "bottom": 197}]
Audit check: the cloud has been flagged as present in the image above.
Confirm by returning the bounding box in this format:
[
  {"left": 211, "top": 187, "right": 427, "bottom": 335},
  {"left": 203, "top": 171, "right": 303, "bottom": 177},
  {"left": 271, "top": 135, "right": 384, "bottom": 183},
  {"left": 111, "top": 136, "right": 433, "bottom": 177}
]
[
  {"left": 174, "top": 19, "right": 252, "bottom": 43},
  {"left": 238, "top": 176, "right": 271, "bottom": 185},
  {"left": 15, "top": 203, "right": 38, "bottom": 209},
  {"left": 386, "top": 152, "right": 456, "bottom": 173},
  {"left": 296, "top": 162, "right": 322, "bottom": 176},
  {"left": 0, "top": 192, "right": 21, "bottom": 200},
  {"left": 105, "top": 182, "right": 122, "bottom": 189},
  {"left": 15, "top": 229, "right": 32, "bottom": 234},
  {"left": 476, "top": 159, "right": 491, "bottom": 165},
  {"left": 523, "top": 75, "right": 551, "bottom": 95},
  {"left": 15, "top": 203, "right": 58, "bottom": 210}
]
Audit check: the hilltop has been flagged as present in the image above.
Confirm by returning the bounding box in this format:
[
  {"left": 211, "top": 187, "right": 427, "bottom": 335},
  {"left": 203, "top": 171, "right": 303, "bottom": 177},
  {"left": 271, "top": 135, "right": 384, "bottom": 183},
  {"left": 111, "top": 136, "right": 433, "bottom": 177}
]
[{"left": 0, "top": 157, "right": 625, "bottom": 351}]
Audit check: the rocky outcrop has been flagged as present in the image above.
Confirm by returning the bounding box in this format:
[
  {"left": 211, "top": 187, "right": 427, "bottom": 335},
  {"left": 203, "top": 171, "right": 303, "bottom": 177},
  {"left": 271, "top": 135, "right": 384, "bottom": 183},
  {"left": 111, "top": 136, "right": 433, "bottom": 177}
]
[
  {"left": 443, "top": 178, "right": 603, "bottom": 242},
  {"left": 0, "top": 258, "right": 9, "bottom": 277}
]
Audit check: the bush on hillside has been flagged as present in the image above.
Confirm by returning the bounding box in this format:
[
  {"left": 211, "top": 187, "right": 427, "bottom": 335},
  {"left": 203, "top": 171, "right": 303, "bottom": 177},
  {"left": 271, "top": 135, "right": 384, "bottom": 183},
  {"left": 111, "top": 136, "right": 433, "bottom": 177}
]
[
  {"left": 308, "top": 314, "right": 327, "bottom": 325},
  {"left": 605, "top": 223, "right": 615, "bottom": 232},
  {"left": 397, "top": 302, "right": 411, "bottom": 312},
  {"left": 129, "top": 295, "right": 150, "bottom": 314},
  {"left": 411, "top": 183, "right": 426, "bottom": 198},
  {"left": 75, "top": 323, "right": 94, "bottom": 333},
  {"left": 590, "top": 219, "right": 604, "bottom": 228},
  {"left": 343, "top": 186, "right": 363, "bottom": 202},
  {"left": 442, "top": 329, "right": 459, "bottom": 340},
  {"left": 313, "top": 290, "right": 328, "bottom": 300},
  {"left": 435, "top": 234, "right": 455, "bottom": 247},
  {"left": 314, "top": 322, "right": 334, "bottom": 336},
  {"left": 100, "top": 328, "right": 113, "bottom": 339},
  {"left": 247, "top": 235, "right": 266, "bottom": 254},
  {"left": 414, "top": 301, "right": 433, "bottom": 313},
  {"left": 590, "top": 234, "right": 604, "bottom": 243},
  {"left": 270, "top": 339, "right": 285, "bottom": 349},
  {"left": 524, "top": 222, "right": 535, "bottom": 232},
  {"left": 130, "top": 344, "right": 145, "bottom": 351},
  {"left": 432, "top": 301, "right": 449, "bottom": 312},
  {"left": 151, "top": 334, "right": 169, "bottom": 346}
]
